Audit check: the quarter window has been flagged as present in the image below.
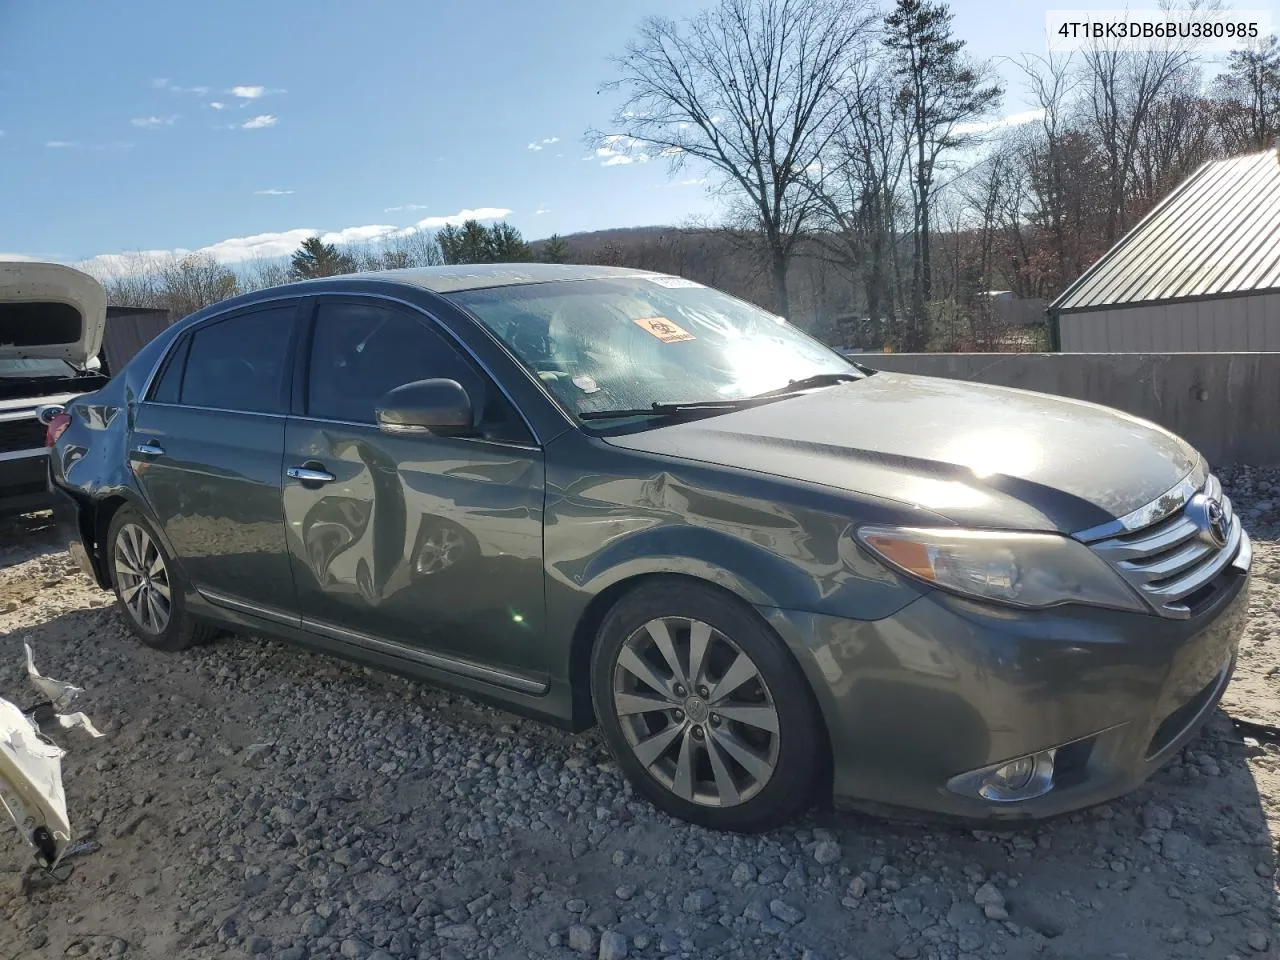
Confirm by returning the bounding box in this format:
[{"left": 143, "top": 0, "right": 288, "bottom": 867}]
[{"left": 178, "top": 307, "right": 296, "bottom": 414}]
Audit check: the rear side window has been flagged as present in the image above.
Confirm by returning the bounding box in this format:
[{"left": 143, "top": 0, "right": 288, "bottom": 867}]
[
  {"left": 149, "top": 336, "right": 190, "bottom": 404},
  {"left": 178, "top": 306, "right": 296, "bottom": 414}
]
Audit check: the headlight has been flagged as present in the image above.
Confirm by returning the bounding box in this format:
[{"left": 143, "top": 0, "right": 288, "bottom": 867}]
[{"left": 856, "top": 526, "right": 1147, "bottom": 613}]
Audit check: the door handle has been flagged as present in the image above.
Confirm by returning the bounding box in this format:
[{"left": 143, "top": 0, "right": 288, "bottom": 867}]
[
  {"left": 133, "top": 441, "right": 165, "bottom": 457},
  {"left": 287, "top": 465, "right": 336, "bottom": 484}
]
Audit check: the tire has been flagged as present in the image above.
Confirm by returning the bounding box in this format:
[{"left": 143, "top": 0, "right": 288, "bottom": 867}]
[
  {"left": 107, "top": 506, "right": 216, "bottom": 652},
  {"left": 590, "top": 579, "right": 822, "bottom": 832}
]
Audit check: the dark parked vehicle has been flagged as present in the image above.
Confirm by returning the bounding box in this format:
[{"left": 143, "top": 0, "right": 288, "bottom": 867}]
[
  {"left": 48, "top": 265, "right": 1250, "bottom": 831},
  {"left": 1, "top": 262, "right": 109, "bottom": 515}
]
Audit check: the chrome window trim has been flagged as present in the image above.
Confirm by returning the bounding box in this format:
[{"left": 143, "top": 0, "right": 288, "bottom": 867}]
[
  {"left": 140, "top": 401, "right": 286, "bottom": 420},
  {"left": 1073, "top": 462, "right": 1209, "bottom": 543},
  {"left": 285, "top": 413, "right": 540, "bottom": 452},
  {"left": 0, "top": 447, "right": 47, "bottom": 462},
  {"left": 301, "top": 617, "right": 547, "bottom": 694},
  {"left": 140, "top": 290, "right": 544, "bottom": 446}
]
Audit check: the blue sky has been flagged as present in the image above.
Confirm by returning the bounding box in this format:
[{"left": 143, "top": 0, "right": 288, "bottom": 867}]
[{"left": 0, "top": 0, "right": 1269, "bottom": 269}]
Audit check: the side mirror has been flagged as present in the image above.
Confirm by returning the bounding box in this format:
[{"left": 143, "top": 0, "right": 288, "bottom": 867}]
[{"left": 375, "top": 378, "right": 474, "bottom": 437}]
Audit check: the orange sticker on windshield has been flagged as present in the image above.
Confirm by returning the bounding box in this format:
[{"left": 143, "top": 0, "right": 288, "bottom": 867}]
[{"left": 633, "top": 316, "right": 695, "bottom": 343}]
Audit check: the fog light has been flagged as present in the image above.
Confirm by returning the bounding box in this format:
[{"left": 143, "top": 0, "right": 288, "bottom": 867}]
[
  {"left": 978, "top": 750, "right": 1056, "bottom": 802},
  {"left": 948, "top": 749, "right": 1058, "bottom": 803}
]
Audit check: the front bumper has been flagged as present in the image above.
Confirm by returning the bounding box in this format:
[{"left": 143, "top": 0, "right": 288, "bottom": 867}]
[
  {"left": 761, "top": 542, "right": 1250, "bottom": 820},
  {"left": 0, "top": 450, "right": 53, "bottom": 516}
]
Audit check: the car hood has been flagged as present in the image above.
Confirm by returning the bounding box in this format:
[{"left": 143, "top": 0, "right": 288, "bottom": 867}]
[
  {"left": 0, "top": 261, "right": 106, "bottom": 364},
  {"left": 603, "top": 372, "right": 1201, "bottom": 534}
]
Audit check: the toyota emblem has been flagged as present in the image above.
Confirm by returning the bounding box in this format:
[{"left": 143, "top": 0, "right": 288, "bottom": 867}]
[{"left": 1187, "top": 494, "right": 1229, "bottom": 548}]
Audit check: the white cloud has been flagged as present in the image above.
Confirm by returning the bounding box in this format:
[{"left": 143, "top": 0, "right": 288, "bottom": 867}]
[
  {"left": 254, "top": 188, "right": 293, "bottom": 196},
  {"left": 953, "top": 108, "right": 1046, "bottom": 137},
  {"left": 596, "top": 135, "right": 648, "bottom": 167},
  {"left": 0, "top": 253, "right": 44, "bottom": 262},
  {"left": 384, "top": 203, "right": 431, "bottom": 212},
  {"left": 527, "top": 142, "right": 543, "bottom": 151},
  {"left": 527, "top": 136, "right": 560, "bottom": 151},
  {"left": 413, "top": 207, "right": 512, "bottom": 229},
  {"left": 208, "top": 101, "right": 226, "bottom": 110},
  {"left": 535, "top": 207, "right": 550, "bottom": 215},
  {"left": 231, "top": 85, "right": 266, "bottom": 99},
  {"left": 153, "top": 78, "right": 208, "bottom": 95},
  {"left": 131, "top": 115, "right": 179, "bottom": 128},
  {"left": 78, "top": 207, "right": 515, "bottom": 272},
  {"left": 241, "top": 115, "right": 278, "bottom": 130},
  {"left": 45, "top": 141, "right": 76, "bottom": 148},
  {"left": 676, "top": 177, "right": 707, "bottom": 186}
]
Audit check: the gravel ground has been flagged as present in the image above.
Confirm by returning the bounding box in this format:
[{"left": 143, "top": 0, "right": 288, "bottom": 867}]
[{"left": 1, "top": 467, "right": 1279, "bottom": 960}]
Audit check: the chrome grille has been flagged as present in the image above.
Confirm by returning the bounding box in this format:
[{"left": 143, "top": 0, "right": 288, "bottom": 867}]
[{"left": 1080, "top": 473, "right": 1247, "bottom": 619}]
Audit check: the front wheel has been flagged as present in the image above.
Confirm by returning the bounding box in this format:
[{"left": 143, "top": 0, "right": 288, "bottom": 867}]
[{"left": 590, "top": 580, "right": 822, "bottom": 832}]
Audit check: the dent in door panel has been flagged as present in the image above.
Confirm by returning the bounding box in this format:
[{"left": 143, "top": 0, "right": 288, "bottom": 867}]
[{"left": 284, "top": 422, "right": 546, "bottom": 670}]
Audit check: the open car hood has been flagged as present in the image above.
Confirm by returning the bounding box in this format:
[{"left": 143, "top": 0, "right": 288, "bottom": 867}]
[{"left": 0, "top": 261, "right": 107, "bottom": 364}]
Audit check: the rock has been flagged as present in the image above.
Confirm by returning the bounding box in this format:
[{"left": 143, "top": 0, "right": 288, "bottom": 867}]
[
  {"left": 732, "top": 863, "right": 757, "bottom": 885},
  {"left": 769, "top": 899, "right": 805, "bottom": 925},
  {"left": 568, "top": 925, "right": 598, "bottom": 954},
  {"left": 957, "top": 931, "right": 983, "bottom": 952},
  {"left": 983, "top": 905, "right": 1009, "bottom": 921},
  {"left": 1162, "top": 832, "right": 1192, "bottom": 861},
  {"left": 973, "top": 883, "right": 1005, "bottom": 910},
  {"left": 598, "top": 930, "right": 628, "bottom": 960},
  {"left": 848, "top": 876, "right": 868, "bottom": 899},
  {"left": 339, "top": 940, "right": 368, "bottom": 959},
  {"left": 813, "top": 839, "right": 842, "bottom": 865},
  {"left": 437, "top": 924, "right": 477, "bottom": 941},
  {"left": 241, "top": 742, "right": 275, "bottom": 769},
  {"left": 1189, "top": 928, "right": 1214, "bottom": 947},
  {"left": 1142, "top": 802, "right": 1173, "bottom": 831},
  {"left": 1246, "top": 931, "right": 1270, "bottom": 952},
  {"left": 1163, "top": 926, "right": 1186, "bottom": 944},
  {"left": 683, "top": 888, "right": 716, "bottom": 914},
  {"left": 895, "top": 943, "right": 920, "bottom": 959}
]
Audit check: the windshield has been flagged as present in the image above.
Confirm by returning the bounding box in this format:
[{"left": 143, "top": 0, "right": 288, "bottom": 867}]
[
  {"left": 449, "top": 277, "right": 858, "bottom": 422},
  {"left": 0, "top": 358, "right": 77, "bottom": 380}
]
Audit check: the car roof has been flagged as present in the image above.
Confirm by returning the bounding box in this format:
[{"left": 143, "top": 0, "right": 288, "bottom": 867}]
[{"left": 315, "top": 263, "right": 664, "bottom": 295}]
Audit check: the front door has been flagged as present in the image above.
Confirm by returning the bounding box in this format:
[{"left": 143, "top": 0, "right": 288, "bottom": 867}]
[
  {"left": 130, "top": 302, "right": 300, "bottom": 614},
  {"left": 282, "top": 297, "right": 546, "bottom": 678}
]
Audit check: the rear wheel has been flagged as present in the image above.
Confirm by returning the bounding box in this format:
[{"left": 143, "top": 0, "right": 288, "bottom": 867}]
[
  {"left": 107, "top": 507, "right": 215, "bottom": 651},
  {"left": 591, "top": 580, "right": 822, "bottom": 832}
]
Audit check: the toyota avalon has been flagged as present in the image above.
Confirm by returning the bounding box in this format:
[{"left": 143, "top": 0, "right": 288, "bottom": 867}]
[{"left": 46, "top": 264, "right": 1251, "bottom": 832}]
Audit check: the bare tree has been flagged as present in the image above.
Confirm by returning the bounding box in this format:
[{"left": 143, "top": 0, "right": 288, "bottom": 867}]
[
  {"left": 1215, "top": 35, "right": 1280, "bottom": 150},
  {"left": 1080, "top": 21, "right": 1205, "bottom": 244},
  {"left": 883, "top": 0, "right": 1002, "bottom": 348},
  {"left": 599, "top": 0, "right": 873, "bottom": 317},
  {"left": 812, "top": 60, "right": 913, "bottom": 337}
]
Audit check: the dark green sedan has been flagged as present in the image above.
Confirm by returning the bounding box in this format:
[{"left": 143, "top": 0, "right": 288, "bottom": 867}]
[{"left": 47, "top": 264, "right": 1250, "bottom": 832}]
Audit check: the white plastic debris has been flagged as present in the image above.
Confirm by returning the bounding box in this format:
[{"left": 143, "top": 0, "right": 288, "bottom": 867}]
[
  {"left": 25, "top": 640, "right": 84, "bottom": 710},
  {"left": 0, "top": 644, "right": 102, "bottom": 868}
]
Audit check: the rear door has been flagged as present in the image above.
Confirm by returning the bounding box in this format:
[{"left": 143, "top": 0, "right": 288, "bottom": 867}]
[
  {"left": 130, "top": 301, "right": 301, "bottom": 616},
  {"left": 282, "top": 296, "right": 547, "bottom": 680}
]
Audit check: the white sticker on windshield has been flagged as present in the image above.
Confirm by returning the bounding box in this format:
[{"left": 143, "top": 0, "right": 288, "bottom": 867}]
[
  {"left": 647, "top": 275, "right": 703, "bottom": 289},
  {"left": 572, "top": 375, "right": 600, "bottom": 394}
]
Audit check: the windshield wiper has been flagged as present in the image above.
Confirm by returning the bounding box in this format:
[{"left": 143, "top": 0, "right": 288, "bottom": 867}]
[
  {"left": 747, "top": 371, "right": 863, "bottom": 400},
  {"left": 579, "top": 399, "right": 749, "bottom": 421}
]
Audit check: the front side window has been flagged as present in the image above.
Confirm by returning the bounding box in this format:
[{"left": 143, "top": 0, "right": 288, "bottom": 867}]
[
  {"left": 448, "top": 277, "right": 857, "bottom": 425},
  {"left": 177, "top": 306, "right": 296, "bottom": 414},
  {"left": 305, "top": 300, "right": 527, "bottom": 441}
]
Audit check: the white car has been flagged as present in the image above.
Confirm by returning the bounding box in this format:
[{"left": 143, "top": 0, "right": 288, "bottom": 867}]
[{"left": 0, "top": 261, "right": 108, "bottom": 515}]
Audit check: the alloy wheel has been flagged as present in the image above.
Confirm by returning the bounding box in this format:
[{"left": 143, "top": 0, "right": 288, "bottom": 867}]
[
  {"left": 114, "top": 523, "right": 172, "bottom": 634},
  {"left": 612, "top": 617, "right": 780, "bottom": 808}
]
